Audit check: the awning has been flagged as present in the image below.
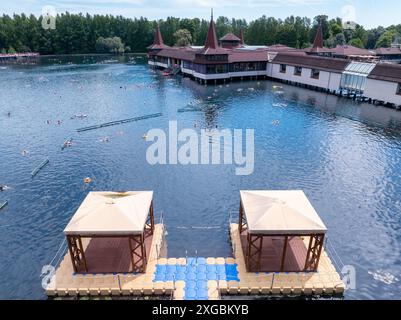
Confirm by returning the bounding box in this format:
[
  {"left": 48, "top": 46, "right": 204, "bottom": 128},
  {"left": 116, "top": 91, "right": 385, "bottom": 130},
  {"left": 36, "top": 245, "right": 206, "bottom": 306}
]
[
  {"left": 240, "top": 190, "right": 327, "bottom": 235},
  {"left": 64, "top": 191, "right": 153, "bottom": 236}
]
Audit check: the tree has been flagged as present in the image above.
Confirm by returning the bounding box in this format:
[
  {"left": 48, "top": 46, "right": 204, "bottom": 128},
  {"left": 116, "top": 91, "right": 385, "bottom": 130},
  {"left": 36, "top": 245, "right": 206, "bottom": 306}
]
[
  {"left": 348, "top": 38, "right": 364, "bottom": 48},
  {"left": 375, "top": 30, "right": 398, "bottom": 48},
  {"left": 95, "top": 36, "right": 125, "bottom": 53},
  {"left": 0, "top": 12, "right": 400, "bottom": 54},
  {"left": 173, "top": 29, "right": 192, "bottom": 47}
]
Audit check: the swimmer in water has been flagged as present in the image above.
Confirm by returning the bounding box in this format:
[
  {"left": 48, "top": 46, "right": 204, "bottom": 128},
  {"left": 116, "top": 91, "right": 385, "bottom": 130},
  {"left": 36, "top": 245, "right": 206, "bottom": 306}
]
[
  {"left": 84, "top": 177, "right": 92, "bottom": 184},
  {"left": 22, "top": 150, "right": 29, "bottom": 156},
  {"left": 0, "top": 185, "right": 10, "bottom": 192},
  {"left": 64, "top": 140, "right": 73, "bottom": 148}
]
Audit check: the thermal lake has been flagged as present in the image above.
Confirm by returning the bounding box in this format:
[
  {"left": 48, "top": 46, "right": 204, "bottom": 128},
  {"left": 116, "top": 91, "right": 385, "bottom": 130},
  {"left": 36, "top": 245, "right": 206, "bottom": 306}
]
[{"left": 0, "top": 55, "right": 401, "bottom": 299}]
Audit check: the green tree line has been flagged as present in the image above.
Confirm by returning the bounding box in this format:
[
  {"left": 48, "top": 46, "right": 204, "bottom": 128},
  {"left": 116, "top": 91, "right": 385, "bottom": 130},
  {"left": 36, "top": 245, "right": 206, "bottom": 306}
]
[{"left": 0, "top": 12, "right": 400, "bottom": 54}]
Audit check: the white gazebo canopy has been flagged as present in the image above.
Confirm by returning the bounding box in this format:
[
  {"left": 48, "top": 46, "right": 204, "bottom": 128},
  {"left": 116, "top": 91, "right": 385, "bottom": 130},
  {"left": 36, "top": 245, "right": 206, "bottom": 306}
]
[
  {"left": 64, "top": 191, "right": 153, "bottom": 236},
  {"left": 240, "top": 190, "right": 327, "bottom": 235}
]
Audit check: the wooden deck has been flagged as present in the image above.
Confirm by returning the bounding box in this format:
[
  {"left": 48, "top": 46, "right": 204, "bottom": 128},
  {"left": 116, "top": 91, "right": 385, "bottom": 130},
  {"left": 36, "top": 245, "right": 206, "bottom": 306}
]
[
  {"left": 240, "top": 231, "right": 308, "bottom": 272},
  {"left": 83, "top": 236, "right": 153, "bottom": 274}
]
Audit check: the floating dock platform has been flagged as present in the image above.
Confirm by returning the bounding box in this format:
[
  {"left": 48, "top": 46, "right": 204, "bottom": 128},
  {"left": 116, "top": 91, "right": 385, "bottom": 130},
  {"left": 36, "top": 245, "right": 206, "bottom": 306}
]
[{"left": 46, "top": 223, "right": 344, "bottom": 299}]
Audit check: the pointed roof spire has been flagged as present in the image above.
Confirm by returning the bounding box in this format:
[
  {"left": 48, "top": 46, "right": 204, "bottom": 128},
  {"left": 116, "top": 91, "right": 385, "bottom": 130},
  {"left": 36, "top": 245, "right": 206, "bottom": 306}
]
[
  {"left": 148, "top": 23, "right": 169, "bottom": 50},
  {"left": 154, "top": 23, "right": 164, "bottom": 46},
  {"left": 312, "top": 22, "right": 324, "bottom": 49},
  {"left": 198, "top": 9, "right": 227, "bottom": 55},
  {"left": 204, "top": 9, "right": 219, "bottom": 49}
]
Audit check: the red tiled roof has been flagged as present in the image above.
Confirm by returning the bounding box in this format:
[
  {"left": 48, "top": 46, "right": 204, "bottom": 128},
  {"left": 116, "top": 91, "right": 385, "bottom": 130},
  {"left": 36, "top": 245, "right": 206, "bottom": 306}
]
[
  {"left": 306, "top": 43, "right": 375, "bottom": 57},
  {"left": 331, "top": 45, "right": 374, "bottom": 56},
  {"left": 228, "top": 49, "right": 269, "bottom": 63},
  {"left": 156, "top": 47, "right": 198, "bottom": 61},
  {"left": 267, "top": 44, "right": 302, "bottom": 53},
  {"left": 368, "top": 63, "right": 401, "bottom": 82},
  {"left": 220, "top": 33, "right": 241, "bottom": 42},
  {"left": 272, "top": 52, "right": 350, "bottom": 73},
  {"left": 375, "top": 47, "right": 401, "bottom": 55}
]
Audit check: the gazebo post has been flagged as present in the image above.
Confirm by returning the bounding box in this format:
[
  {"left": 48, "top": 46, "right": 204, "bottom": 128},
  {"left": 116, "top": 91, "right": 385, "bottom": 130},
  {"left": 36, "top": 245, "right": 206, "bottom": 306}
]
[
  {"left": 280, "top": 236, "right": 289, "bottom": 272},
  {"left": 145, "top": 201, "right": 155, "bottom": 238},
  {"left": 141, "top": 233, "right": 147, "bottom": 272},
  {"left": 150, "top": 201, "right": 155, "bottom": 231},
  {"left": 129, "top": 234, "right": 147, "bottom": 273},
  {"left": 239, "top": 200, "right": 247, "bottom": 235},
  {"left": 246, "top": 233, "right": 263, "bottom": 272},
  {"left": 245, "top": 232, "right": 251, "bottom": 269},
  {"left": 66, "top": 235, "right": 88, "bottom": 273},
  {"left": 304, "top": 234, "right": 325, "bottom": 271}
]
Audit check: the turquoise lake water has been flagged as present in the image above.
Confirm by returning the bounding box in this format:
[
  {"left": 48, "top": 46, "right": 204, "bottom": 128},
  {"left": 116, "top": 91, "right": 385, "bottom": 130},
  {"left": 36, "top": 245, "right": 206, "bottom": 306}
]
[{"left": 0, "top": 55, "right": 401, "bottom": 299}]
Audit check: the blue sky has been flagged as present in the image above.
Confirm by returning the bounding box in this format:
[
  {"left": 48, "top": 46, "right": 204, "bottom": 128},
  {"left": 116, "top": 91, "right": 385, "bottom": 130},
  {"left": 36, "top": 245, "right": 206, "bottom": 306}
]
[{"left": 1, "top": 0, "right": 400, "bottom": 29}]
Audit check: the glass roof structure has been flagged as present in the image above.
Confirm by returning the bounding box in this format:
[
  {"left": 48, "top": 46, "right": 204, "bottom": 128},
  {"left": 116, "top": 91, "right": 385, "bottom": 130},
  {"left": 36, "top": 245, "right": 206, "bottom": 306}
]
[{"left": 340, "top": 62, "right": 377, "bottom": 92}]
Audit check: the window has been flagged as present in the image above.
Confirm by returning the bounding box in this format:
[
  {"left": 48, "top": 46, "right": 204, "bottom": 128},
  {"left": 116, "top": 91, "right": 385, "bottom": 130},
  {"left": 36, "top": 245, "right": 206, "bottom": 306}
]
[
  {"left": 206, "top": 64, "right": 228, "bottom": 74},
  {"left": 311, "top": 69, "right": 320, "bottom": 79},
  {"left": 206, "top": 55, "right": 227, "bottom": 61},
  {"left": 294, "top": 66, "right": 302, "bottom": 76},
  {"left": 397, "top": 83, "right": 401, "bottom": 95},
  {"left": 280, "top": 64, "right": 286, "bottom": 73}
]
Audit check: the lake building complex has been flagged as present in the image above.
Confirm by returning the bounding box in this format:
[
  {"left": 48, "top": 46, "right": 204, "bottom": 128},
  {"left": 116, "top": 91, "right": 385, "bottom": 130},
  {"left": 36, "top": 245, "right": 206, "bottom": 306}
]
[{"left": 148, "top": 15, "right": 401, "bottom": 109}]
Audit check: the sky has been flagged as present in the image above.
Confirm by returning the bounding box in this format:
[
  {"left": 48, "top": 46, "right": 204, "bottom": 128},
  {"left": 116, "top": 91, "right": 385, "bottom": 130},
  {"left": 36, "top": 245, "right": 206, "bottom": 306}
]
[{"left": 0, "top": 0, "right": 400, "bottom": 29}]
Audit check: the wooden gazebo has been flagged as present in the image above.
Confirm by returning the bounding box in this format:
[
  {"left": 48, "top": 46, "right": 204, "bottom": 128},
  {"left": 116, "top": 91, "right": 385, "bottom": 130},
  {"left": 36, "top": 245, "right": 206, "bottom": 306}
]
[
  {"left": 239, "top": 190, "right": 327, "bottom": 273},
  {"left": 63, "top": 191, "right": 154, "bottom": 274}
]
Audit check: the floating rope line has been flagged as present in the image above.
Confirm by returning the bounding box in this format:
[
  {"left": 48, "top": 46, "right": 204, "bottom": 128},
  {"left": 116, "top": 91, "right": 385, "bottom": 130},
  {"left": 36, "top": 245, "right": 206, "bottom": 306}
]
[
  {"left": 31, "top": 158, "right": 49, "bottom": 178},
  {"left": 0, "top": 200, "right": 8, "bottom": 211},
  {"left": 76, "top": 113, "right": 163, "bottom": 132},
  {"left": 326, "top": 237, "right": 346, "bottom": 271},
  {"left": 48, "top": 238, "right": 67, "bottom": 267}
]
